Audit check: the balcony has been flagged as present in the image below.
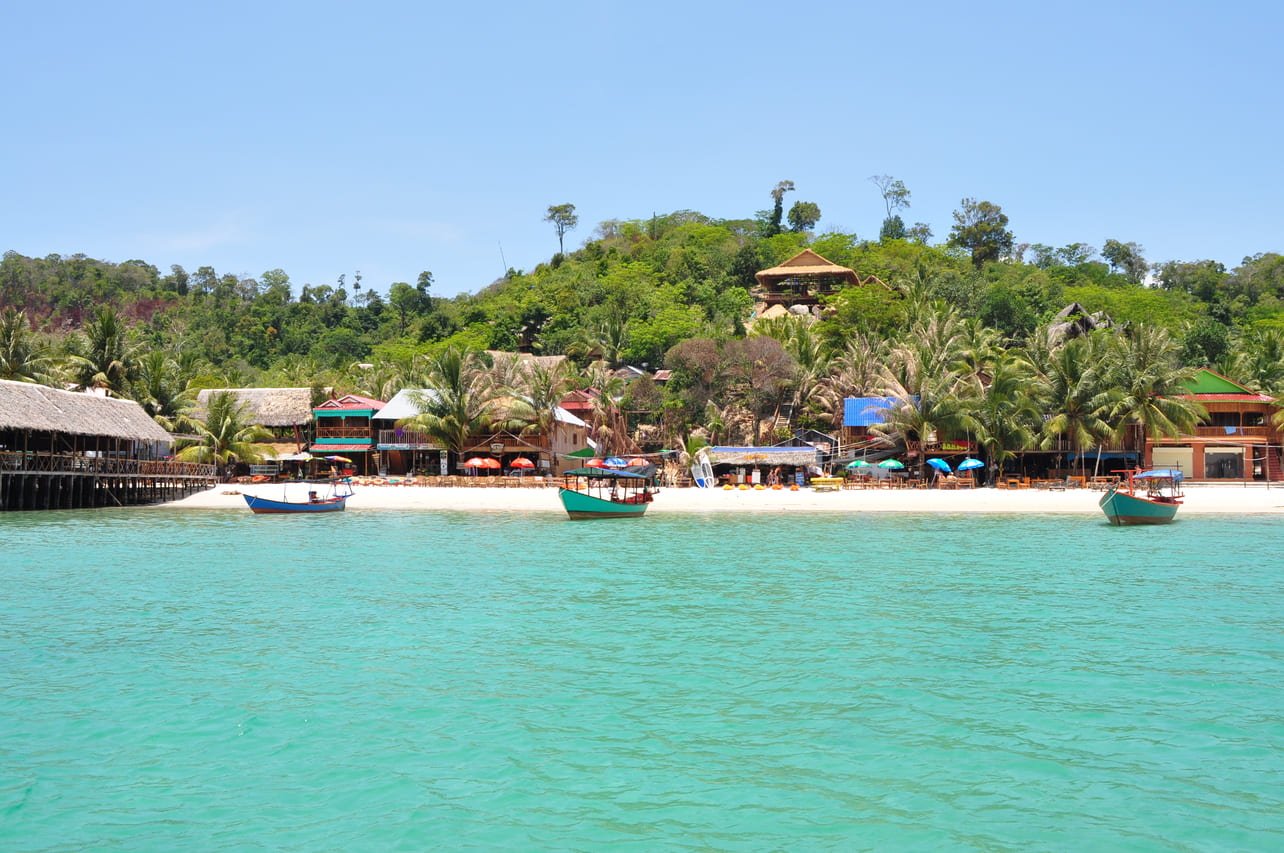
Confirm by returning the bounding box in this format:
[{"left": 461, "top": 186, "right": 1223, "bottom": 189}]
[
  {"left": 1194, "top": 425, "right": 1271, "bottom": 438},
  {"left": 316, "top": 426, "right": 373, "bottom": 439},
  {"left": 377, "top": 430, "right": 443, "bottom": 449}
]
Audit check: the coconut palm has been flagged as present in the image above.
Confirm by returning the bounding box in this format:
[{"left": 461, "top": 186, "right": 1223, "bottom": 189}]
[
  {"left": 582, "top": 360, "right": 637, "bottom": 455},
  {"left": 1101, "top": 326, "right": 1205, "bottom": 451},
  {"left": 505, "top": 358, "right": 577, "bottom": 440},
  {"left": 174, "top": 390, "right": 274, "bottom": 466},
  {"left": 1228, "top": 328, "right": 1284, "bottom": 395},
  {"left": 400, "top": 347, "right": 496, "bottom": 455},
  {"left": 67, "top": 305, "right": 137, "bottom": 395},
  {"left": 971, "top": 352, "right": 1040, "bottom": 484},
  {"left": 0, "top": 307, "right": 51, "bottom": 383},
  {"left": 131, "top": 349, "right": 202, "bottom": 431},
  {"left": 869, "top": 313, "right": 978, "bottom": 480},
  {"left": 1037, "top": 335, "right": 1113, "bottom": 477}
]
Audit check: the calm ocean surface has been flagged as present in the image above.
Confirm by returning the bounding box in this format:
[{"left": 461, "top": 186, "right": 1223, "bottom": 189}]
[{"left": 2, "top": 508, "right": 1282, "bottom": 851}]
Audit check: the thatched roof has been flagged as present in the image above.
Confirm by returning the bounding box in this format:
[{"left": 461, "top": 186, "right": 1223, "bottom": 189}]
[
  {"left": 486, "top": 351, "right": 569, "bottom": 373},
  {"left": 755, "top": 249, "right": 862, "bottom": 286},
  {"left": 0, "top": 380, "right": 173, "bottom": 443},
  {"left": 194, "top": 388, "right": 314, "bottom": 427}
]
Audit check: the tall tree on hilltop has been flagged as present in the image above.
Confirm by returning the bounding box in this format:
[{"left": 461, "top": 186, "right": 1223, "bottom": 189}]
[
  {"left": 948, "top": 198, "right": 1013, "bottom": 269},
  {"left": 787, "top": 200, "right": 822, "bottom": 232},
  {"left": 1102, "top": 239, "right": 1148, "bottom": 284},
  {"left": 767, "top": 180, "right": 795, "bottom": 236},
  {"left": 545, "top": 204, "right": 578, "bottom": 256},
  {"left": 869, "top": 175, "right": 911, "bottom": 242}
]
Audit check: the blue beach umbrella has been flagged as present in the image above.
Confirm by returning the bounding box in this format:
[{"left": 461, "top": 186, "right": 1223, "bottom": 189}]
[
  {"left": 603, "top": 456, "right": 628, "bottom": 468},
  {"left": 877, "top": 458, "right": 905, "bottom": 470},
  {"left": 957, "top": 457, "right": 984, "bottom": 471},
  {"left": 926, "top": 458, "right": 951, "bottom": 473}
]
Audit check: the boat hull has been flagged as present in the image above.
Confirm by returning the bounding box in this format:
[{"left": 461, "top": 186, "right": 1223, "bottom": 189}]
[
  {"left": 1098, "top": 488, "right": 1178, "bottom": 526},
  {"left": 244, "top": 494, "right": 347, "bottom": 514},
  {"left": 558, "top": 487, "right": 650, "bottom": 519}
]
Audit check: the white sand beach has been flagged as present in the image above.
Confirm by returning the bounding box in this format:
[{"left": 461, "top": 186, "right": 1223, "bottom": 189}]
[{"left": 167, "top": 482, "right": 1284, "bottom": 515}]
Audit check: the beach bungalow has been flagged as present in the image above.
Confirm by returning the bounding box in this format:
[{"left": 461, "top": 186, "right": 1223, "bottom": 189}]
[
  {"left": 1145, "top": 368, "right": 1283, "bottom": 481},
  {"left": 0, "top": 380, "right": 216, "bottom": 510},
  {"left": 193, "top": 387, "right": 315, "bottom": 453},
  {"left": 842, "top": 396, "right": 896, "bottom": 449},
  {"left": 371, "top": 389, "right": 446, "bottom": 476},
  {"left": 310, "top": 393, "right": 385, "bottom": 475}
]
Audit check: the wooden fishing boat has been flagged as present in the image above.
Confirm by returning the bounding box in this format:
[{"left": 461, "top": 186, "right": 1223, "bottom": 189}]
[
  {"left": 559, "top": 467, "right": 655, "bottom": 519},
  {"left": 1099, "top": 468, "right": 1183, "bottom": 526},
  {"left": 244, "top": 482, "right": 352, "bottom": 514}
]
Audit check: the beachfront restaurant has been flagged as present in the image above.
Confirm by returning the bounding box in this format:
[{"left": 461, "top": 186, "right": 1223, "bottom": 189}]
[
  {"left": 705, "top": 445, "right": 822, "bottom": 486},
  {"left": 1145, "top": 368, "right": 1283, "bottom": 482},
  {"left": 0, "top": 379, "right": 216, "bottom": 510}
]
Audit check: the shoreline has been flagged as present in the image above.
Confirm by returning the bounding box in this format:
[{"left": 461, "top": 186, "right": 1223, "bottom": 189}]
[{"left": 164, "top": 483, "right": 1284, "bottom": 515}]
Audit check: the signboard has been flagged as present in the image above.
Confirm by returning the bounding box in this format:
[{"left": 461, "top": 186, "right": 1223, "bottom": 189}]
[
  {"left": 439, "top": 451, "right": 448, "bottom": 476},
  {"left": 490, "top": 442, "right": 504, "bottom": 454},
  {"left": 939, "top": 440, "right": 975, "bottom": 452}
]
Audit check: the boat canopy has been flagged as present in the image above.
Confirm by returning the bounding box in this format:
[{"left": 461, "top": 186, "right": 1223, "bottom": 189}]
[
  {"left": 1135, "top": 468, "right": 1183, "bottom": 481},
  {"left": 563, "top": 467, "right": 650, "bottom": 480}
]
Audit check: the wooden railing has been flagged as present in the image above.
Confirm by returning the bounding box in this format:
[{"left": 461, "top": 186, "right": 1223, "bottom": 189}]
[
  {"left": 376, "top": 430, "right": 443, "bottom": 448},
  {"left": 1194, "top": 425, "right": 1271, "bottom": 438},
  {"left": 0, "top": 451, "right": 216, "bottom": 478},
  {"left": 315, "top": 426, "right": 372, "bottom": 439}
]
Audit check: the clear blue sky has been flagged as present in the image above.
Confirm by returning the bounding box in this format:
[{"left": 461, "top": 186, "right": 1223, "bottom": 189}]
[{"left": 3, "top": 1, "right": 1281, "bottom": 297}]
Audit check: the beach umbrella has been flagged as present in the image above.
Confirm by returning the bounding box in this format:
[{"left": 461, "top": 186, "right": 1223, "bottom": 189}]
[
  {"left": 585, "top": 458, "right": 607, "bottom": 468},
  {"left": 479, "top": 458, "right": 502, "bottom": 469},
  {"left": 926, "top": 458, "right": 951, "bottom": 473},
  {"left": 878, "top": 458, "right": 905, "bottom": 469},
  {"left": 604, "top": 456, "right": 628, "bottom": 468},
  {"left": 845, "top": 459, "right": 871, "bottom": 469},
  {"left": 958, "top": 457, "right": 984, "bottom": 471},
  {"left": 463, "top": 457, "right": 490, "bottom": 468},
  {"left": 324, "top": 455, "right": 353, "bottom": 464},
  {"left": 509, "top": 457, "right": 535, "bottom": 469},
  {"left": 626, "top": 457, "right": 649, "bottom": 467}
]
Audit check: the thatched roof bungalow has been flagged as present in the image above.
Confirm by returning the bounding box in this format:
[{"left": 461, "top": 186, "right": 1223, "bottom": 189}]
[
  {"left": 193, "top": 388, "right": 314, "bottom": 429},
  {"left": 0, "top": 380, "right": 173, "bottom": 446}
]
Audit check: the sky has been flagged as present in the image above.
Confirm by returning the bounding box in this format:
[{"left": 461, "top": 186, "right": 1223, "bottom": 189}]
[{"left": 3, "top": 1, "right": 1282, "bottom": 298}]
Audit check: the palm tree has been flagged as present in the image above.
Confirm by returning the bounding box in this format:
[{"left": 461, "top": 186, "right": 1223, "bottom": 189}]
[
  {"left": 505, "top": 358, "right": 576, "bottom": 441},
  {"left": 1101, "top": 326, "right": 1205, "bottom": 453},
  {"left": 869, "top": 311, "right": 978, "bottom": 480},
  {"left": 68, "top": 305, "right": 137, "bottom": 395},
  {"left": 174, "top": 391, "right": 274, "bottom": 466},
  {"left": 582, "top": 360, "right": 636, "bottom": 455},
  {"left": 971, "top": 352, "right": 1040, "bottom": 485},
  {"left": 1037, "top": 335, "right": 1113, "bottom": 477},
  {"left": 400, "top": 347, "right": 496, "bottom": 456},
  {"left": 0, "top": 307, "right": 51, "bottom": 383},
  {"left": 131, "top": 349, "right": 207, "bottom": 430}
]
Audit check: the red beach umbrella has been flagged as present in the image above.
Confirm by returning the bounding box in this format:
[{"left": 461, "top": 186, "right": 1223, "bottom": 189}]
[
  {"left": 585, "top": 458, "right": 606, "bottom": 468},
  {"left": 510, "top": 457, "right": 535, "bottom": 469},
  {"left": 626, "top": 457, "right": 648, "bottom": 467},
  {"left": 463, "top": 457, "right": 489, "bottom": 468},
  {"left": 478, "top": 458, "right": 502, "bottom": 469}
]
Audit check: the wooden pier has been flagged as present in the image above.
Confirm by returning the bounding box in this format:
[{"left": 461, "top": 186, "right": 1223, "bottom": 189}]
[{"left": 0, "top": 451, "right": 217, "bottom": 512}]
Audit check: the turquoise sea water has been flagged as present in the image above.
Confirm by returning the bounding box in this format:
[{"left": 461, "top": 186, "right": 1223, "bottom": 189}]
[{"left": 1, "top": 509, "right": 1282, "bottom": 851}]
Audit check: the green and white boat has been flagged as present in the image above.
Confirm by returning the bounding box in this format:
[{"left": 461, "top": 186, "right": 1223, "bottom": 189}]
[
  {"left": 1099, "top": 468, "right": 1183, "bottom": 526},
  {"left": 559, "top": 467, "right": 656, "bottom": 519}
]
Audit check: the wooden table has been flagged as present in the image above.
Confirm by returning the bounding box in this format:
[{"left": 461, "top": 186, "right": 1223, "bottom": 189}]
[{"left": 810, "top": 477, "right": 844, "bottom": 492}]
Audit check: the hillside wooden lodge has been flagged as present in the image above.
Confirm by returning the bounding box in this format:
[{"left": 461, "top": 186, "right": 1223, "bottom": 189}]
[
  {"left": 311, "top": 393, "right": 385, "bottom": 475},
  {"left": 0, "top": 380, "right": 216, "bottom": 511}
]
